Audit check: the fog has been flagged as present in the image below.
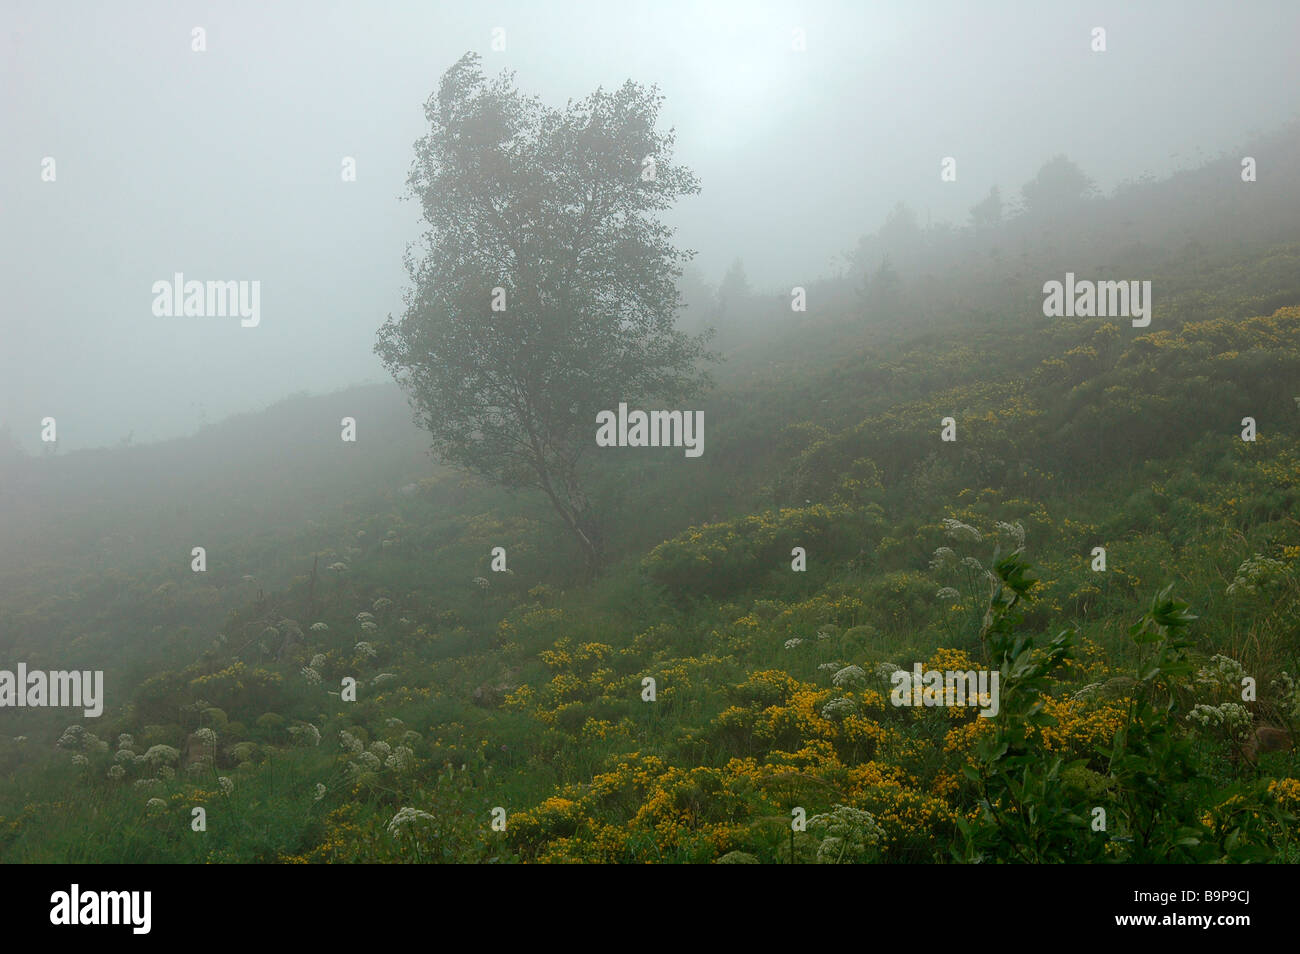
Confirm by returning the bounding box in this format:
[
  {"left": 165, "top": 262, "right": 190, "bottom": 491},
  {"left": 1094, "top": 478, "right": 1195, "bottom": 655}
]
[{"left": 2, "top": 0, "right": 1298, "bottom": 451}]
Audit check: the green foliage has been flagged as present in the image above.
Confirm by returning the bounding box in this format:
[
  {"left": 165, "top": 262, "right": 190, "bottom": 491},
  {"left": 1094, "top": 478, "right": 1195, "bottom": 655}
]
[
  {"left": 957, "top": 551, "right": 1090, "bottom": 862},
  {"left": 641, "top": 504, "right": 852, "bottom": 597},
  {"left": 959, "top": 564, "right": 1293, "bottom": 863}
]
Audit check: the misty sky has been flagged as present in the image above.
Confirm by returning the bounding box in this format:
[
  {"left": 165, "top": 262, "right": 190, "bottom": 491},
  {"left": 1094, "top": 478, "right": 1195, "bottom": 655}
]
[{"left": 2, "top": 0, "right": 1298, "bottom": 451}]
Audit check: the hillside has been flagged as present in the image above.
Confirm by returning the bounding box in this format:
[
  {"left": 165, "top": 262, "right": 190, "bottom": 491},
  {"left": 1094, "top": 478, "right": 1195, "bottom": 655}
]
[{"left": 3, "top": 133, "right": 1300, "bottom": 863}]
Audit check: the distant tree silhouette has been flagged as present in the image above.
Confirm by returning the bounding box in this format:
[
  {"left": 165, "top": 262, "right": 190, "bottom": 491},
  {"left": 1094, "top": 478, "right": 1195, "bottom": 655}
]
[
  {"left": 878, "top": 201, "right": 922, "bottom": 265},
  {"left": 716, "top": 258, "right": 751, "bottom": 326},
  {"left": 675, "top": 264, "right": 719, "bottom": 335},
  {"left": 1021, "top": 155, "right": 1097, "bottom": 218},
  {"left": 865, "top": 255, "right": 902, "bottom": 313},
  {"left": 969, "top": 185, "right": 1003, "bottom": 231}
]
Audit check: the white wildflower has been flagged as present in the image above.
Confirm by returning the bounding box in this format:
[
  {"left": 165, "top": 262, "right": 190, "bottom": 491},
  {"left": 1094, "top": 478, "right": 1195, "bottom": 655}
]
[
  {"left": 1271, "top": 671, "right": 1300, "bottom": 720},
  {"left": 832, "top": 665, "right": 869, "bottom": 690},
  {"left": 995, "top": 520, "right": 1026, "bottom": 547},
  {"left": 143, "top": 744, "right": 180, "bottom": 765},
  {"left": 56, "top": 725, "right": 90, "bottom": 751},
  {"left": 1226, "top": 555, "right": 1287, "bottom": 596},
  {"left": 288, "top": 723, "right": 321, "bottom": 747},
  {"left": 387, "top": 806, "right": 435, "bottom": 836},
  {"left": 820, "top": 697, "right": 858, "bottom": 722},
  {"left": 352, "top": 751, "right": 383, "bottom": 773},
  {"left": 807, "top": 804, "right": 884, "bottom": 863},
  {"left": 929, "top": 546, "right": 957, "bottom": 570},
  {"left": 1196, "top": 654, "right": 1247, "bottom": 692},
  {"left": 385, "top": 745, "right": 414, "bottom": 773},
  {"left": 942, "top": 518, "right": 982, "bottom": 543},
  {"left": 1188, "top": 702, "right": 1253, "bottom": 736}
]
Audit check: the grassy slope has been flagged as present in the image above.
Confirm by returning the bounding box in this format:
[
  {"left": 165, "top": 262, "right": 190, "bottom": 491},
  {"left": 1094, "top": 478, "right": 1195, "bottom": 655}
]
[{"left": 3, "top": 130, "right": 1300, "bottom": 862}]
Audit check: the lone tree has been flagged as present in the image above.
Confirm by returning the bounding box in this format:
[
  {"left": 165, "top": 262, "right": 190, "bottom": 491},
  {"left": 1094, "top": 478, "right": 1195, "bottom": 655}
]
[{"left": 376, "top": 53, "right": 712, "bottom": 575}]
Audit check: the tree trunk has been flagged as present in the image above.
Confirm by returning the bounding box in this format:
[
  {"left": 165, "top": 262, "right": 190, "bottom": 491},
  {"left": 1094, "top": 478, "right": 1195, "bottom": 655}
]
[
  {"left": 535, "top": 480, "right": 603, "bottom": 579},
  {"left": 572, "top": 511, "right": 604, "bottom": 580}
]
